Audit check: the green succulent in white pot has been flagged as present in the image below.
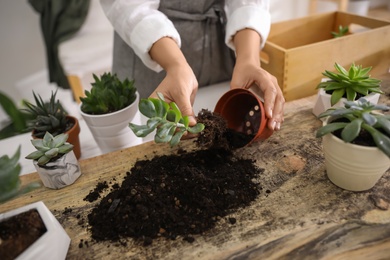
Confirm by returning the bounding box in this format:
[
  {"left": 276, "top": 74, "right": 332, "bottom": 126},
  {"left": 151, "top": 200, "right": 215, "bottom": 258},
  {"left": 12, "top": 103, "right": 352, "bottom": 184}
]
[
  {"left": 25, "top": 132, "right": 82, "bottom": 189},
  {"left": 312, "top": 62, "right": 383, "bottom": 117},
  {"left": 316, "top": 98, "right": 390, "bottom": 191},
  {"left": 79, "top": 72, "right": 142, "bottom": 153}
]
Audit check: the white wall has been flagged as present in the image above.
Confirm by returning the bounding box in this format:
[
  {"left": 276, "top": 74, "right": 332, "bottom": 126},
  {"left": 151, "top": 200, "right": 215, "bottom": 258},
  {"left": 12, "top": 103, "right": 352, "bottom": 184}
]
[{"left": 0, "top": 1, "right": 46, "bottom": 102}]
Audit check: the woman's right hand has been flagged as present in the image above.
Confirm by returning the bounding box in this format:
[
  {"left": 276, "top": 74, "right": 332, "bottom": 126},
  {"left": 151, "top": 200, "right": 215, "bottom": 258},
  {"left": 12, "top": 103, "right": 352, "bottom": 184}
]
[
  {"left": 150, "top": 62, "right": 198, "bottom": 126},
  {"left": 149, "top": 37, "right": 198, "bottom": 125}
]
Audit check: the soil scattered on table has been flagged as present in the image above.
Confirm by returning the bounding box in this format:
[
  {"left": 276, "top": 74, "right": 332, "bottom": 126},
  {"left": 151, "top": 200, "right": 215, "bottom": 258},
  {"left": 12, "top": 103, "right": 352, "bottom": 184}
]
[{"left": 85, "top": 110, "right": 263, "bottom": 246}]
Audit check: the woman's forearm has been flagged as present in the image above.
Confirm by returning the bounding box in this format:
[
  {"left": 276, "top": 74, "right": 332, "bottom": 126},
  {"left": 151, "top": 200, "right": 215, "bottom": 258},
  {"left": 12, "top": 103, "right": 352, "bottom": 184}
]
[
  {"left": 149, "top": 37, "right": 188, "bottom": 72},
  {"left": 233, "top": 28, "right": 262, "bottom": 65}
]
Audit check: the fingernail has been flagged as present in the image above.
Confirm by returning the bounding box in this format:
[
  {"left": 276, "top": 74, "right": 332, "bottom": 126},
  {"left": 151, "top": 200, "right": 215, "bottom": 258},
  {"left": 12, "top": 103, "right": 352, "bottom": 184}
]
[
  {"left": 271, "top": 120, "right": 276, "bottom": 130},
  {"left": 275, "top": 122, "right": 281, "bottom": 131}
]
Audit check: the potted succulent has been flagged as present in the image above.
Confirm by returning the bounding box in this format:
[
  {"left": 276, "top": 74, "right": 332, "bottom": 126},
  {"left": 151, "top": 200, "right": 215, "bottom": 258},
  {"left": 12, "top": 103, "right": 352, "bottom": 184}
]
[
  {"left": 316, "top": 98, "right": 390, "bottom": 191},
  {"left": 25, "top": 132, "right": 82, "bottom": 189},
  {"left": 312, "top": 62, "right": 383, "bottom": 117},
  {"left": 79, "top": 72, "right": 142, "bottom": 153},
  {"left": 0, "top": 147, "right": 70, "bottom": 259},
  {"left": 129, "top": 92, "right": 205, "bottom": 146},
  {"left": 24, "top": 90, "right": 81, "bottom": 159}
]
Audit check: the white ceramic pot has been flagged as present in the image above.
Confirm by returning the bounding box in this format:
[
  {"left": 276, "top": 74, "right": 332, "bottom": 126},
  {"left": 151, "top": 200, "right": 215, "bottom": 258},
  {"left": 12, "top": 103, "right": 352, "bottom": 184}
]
[
  {"left": 0, "top": 201, "right": 70, "bottom": 260},
  {"left": 347, "top": 1, "right": 370, "bottom": 16},
  {"left": 322, "top": 133, "right": 390, "bottom": 191},
  {"left": 312, "top": 87, "right": 380, "bottom": 118},
  {"left": 33, "top": 151, "right": 81, "bottom": 189},
  {"left": 79, "top": 92, "right": 143, "bottom": 154}
]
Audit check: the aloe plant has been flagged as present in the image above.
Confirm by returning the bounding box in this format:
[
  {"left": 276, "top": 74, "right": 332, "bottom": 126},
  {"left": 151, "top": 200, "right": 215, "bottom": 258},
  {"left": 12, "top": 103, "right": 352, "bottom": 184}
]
[
  {"left": 317, "top": 63, "right": 383, "bottom": 106},
  {"left": 24, "top": 90, "right": 69, "bottom": 138},
  {"left": 129, "top": 92, "right": 205, "bottom": 146},
  {"left": 0, "top": 146, "right": 40, "bottom": 203},
  {"left": 80, "top": 72, "right": 137, "bottom": 115},
  {"left": 25, "top": 132, "right": 74, "bottom": 165},
  {"left": 316, "top": 98, "right": 390, "bottom": 158}
]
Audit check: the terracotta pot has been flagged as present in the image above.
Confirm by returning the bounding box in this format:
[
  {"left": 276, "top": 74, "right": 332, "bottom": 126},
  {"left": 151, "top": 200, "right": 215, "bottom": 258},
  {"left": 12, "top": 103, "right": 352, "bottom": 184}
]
[
  {"left": 65, "top": 115, "right": 81, "bottom": 159},
  {"left": 214, "top": 88, "right": 273, "bottom": 146},
  {"left": 32, "top": 115, "right": 81, "bottom": 160}
]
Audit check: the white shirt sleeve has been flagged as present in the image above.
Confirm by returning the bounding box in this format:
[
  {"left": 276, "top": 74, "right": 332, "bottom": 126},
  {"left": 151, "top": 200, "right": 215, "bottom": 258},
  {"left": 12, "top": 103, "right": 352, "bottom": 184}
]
[
  {"left": 225, "top": 0, "right": 271, "bottom": 50},
  {"left": 100, "top": 0, "right": 271, "bottom": 71},
  {"left": 100, "top": 0, "right": 181, "bottom": 72}
]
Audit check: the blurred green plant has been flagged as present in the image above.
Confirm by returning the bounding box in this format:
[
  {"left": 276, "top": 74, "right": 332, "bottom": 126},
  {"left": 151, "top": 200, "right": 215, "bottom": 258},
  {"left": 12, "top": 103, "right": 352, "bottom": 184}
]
[
  {"left": 0, "top": 91, "right": 34, "bottom": 140},
  {"left": 331, "top": 25, "right": 349, "bottom": 38},
  {"left": 0, "top": 146, "right": 40, "bottom": 204},
  {"left": 129, "top": 92, "right": 205, "bottom": 146}
]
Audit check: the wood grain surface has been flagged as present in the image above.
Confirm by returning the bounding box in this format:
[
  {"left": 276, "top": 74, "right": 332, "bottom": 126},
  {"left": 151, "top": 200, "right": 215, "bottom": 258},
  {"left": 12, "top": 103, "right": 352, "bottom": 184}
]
[{"left": 1, "top": 74, "right": 390, "bottom": 260}]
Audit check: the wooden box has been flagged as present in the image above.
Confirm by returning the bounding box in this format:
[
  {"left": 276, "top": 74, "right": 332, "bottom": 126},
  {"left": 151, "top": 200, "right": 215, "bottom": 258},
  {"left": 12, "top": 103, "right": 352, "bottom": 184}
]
[{"left": 260, "top": 12, "right": 390, "bottom": 101}]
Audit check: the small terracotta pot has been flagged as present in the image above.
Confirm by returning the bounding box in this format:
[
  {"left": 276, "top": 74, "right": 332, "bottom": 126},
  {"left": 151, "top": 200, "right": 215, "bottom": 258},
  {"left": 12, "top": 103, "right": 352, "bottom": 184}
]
[
  {"left": 214, "top": 88, "right": 273, "bottom": 146},
  {"left": 32, "top": 115, "right": 81, "bottom": 159},
  {"left": 66, "top": 116, "right": 81, "bottom": 159}
]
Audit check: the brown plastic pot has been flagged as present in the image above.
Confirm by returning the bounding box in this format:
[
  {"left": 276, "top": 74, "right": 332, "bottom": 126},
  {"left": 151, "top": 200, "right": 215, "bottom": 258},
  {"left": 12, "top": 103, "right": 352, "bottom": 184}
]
[
  {"left": 32, "top": 115, "right": 81, "bottom": 159},
  {"left": 214, "top": 88, "right": 273, "bottom": 146}
]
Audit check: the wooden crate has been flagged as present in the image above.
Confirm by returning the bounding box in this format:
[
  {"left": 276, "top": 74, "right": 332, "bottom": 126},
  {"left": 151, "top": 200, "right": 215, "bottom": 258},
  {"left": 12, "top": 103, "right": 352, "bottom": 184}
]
[{"left": 260, "top": 11, "right": 390, "bottom": 101}]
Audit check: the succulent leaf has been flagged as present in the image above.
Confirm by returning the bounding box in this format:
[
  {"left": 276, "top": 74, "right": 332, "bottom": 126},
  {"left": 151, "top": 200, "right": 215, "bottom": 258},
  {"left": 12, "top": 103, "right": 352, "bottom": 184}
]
[
  {"left": 25, "top": 132, "right": 73, "bottom": 165},
  {"left": 129, "top": 92, "right": 205, "bottom": 146}
]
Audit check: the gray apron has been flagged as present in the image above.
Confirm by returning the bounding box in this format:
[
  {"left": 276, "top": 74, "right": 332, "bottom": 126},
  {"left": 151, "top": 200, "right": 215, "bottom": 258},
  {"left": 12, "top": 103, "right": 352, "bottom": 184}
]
[{"left": 112, "top": 0, "right": 235, "bottom": 99}]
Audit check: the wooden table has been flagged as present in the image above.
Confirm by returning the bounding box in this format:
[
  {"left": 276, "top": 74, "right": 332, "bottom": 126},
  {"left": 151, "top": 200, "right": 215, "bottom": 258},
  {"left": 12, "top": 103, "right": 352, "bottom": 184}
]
[{"left": 1, "top": 74, "right": 390, "bottom": 259}]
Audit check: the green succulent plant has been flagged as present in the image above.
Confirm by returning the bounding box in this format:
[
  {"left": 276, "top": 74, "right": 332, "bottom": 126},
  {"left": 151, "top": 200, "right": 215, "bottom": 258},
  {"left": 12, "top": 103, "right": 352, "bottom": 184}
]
[
  {"left": 316, "top": 63, "right": 383, "bottom": 106},
  {"left": 331, "top": 25, "right": 349, "bottom": 38},
  {"left": 24, "top": 90, "right": 69, "bottom": 138},
  {"left": 316, "top": 98, "right": 390, "bottom": 158},
  {"left": 129, "top": 92, "right": 205, "bottom": 146},
  {"left": 25, "top": 132, "right": 74, "bottom": 165},
  {"left": 0, "top": 146, "right": 40, "bottom": 203},
  {"left": 80, "top": 72, "right": 137, "bottom": 115}
]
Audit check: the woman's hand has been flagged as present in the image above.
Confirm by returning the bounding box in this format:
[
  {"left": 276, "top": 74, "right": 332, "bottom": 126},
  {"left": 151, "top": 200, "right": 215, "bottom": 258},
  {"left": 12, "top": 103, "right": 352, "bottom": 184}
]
[
  {"left": 149, "top": 37, "right": 198, "bottom": 126},
  {"left": 232, "top": 29, "right": 285, "bottom": 131},
  {"left": 150, "top": 63, "right": 198, "bottom": 126}
]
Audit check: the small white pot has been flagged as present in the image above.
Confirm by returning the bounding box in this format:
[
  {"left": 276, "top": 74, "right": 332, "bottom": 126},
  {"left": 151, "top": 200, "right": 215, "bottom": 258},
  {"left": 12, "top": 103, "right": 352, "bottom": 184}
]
[
  {"left": 322, "top": 133, "right": 390, "bottom": 191},
  {"left": 33, "top": 151, "right": 81, "bottom": 189},
  {"left": 347, "top": 1, "right": 370, "bottom": 16},
  {"left": 312, "top": 87, "right": 380, "bottom": 118},
  {"left": 0, "top": 201, "right": 70, "bottom": 260},
  {"left": 80, "top": 92, "right": 143, "bottom": 154}
]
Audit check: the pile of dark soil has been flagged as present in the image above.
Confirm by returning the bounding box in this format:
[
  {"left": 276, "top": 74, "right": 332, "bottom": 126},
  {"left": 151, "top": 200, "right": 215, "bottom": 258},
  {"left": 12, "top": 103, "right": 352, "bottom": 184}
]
[
  {"left": 0, "top": 209, "right": 47, "bottom": 260},
  {"left": 86, "top": 110, "right": 263, "bottom": 246}
]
